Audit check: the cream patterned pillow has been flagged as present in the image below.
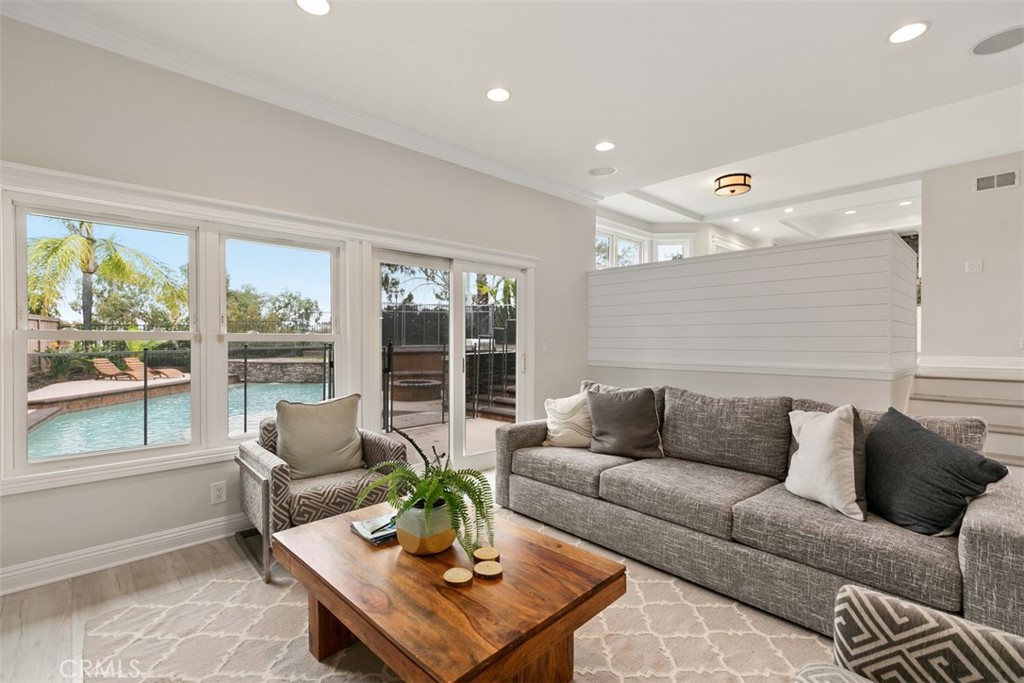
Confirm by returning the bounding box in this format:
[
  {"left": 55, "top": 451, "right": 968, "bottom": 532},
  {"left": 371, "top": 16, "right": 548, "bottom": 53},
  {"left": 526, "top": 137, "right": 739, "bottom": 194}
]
[{"left": 542, "top": 393, "right": 592, "bottom": 448}]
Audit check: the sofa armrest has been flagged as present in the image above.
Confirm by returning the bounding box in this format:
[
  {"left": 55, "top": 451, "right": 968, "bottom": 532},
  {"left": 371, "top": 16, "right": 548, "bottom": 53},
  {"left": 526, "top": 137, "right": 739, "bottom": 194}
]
[
  {"left": 832, "top": 584, "right": 1024, "bottom": 680},
  {"left": 237, "top": 440, "right": 292, "bottom": 535},
  {"left": 495, "top": 419, "right": 548, "bottom": 507},
  {"left": 959, "top": 475, "right": 1024, "bottom": 636},
  {"left": 359, "top": 429, "right": 407, "bottom": 469}
]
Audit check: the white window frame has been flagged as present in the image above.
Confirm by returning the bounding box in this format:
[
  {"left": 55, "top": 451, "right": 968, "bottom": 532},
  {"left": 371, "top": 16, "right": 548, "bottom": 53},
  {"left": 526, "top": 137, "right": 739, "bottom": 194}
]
[
  {"left": 0, "top": 166, "right": 537, "bottom": 495},
  {"left": 595, "top": 219, "right": 650, "bottom": 269},
  {"left": 653, "top": 233, "right": 696, "bottom": 262}
]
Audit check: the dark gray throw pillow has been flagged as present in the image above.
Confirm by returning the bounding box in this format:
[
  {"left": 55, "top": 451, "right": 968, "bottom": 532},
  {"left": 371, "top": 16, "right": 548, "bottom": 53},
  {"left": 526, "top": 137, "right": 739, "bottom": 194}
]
[
  {"left": 865, "top": 407, "right": 1007, "bottom": 535},
  {"left": 587, "top": 387, "right": 663, "bottom": 459}
]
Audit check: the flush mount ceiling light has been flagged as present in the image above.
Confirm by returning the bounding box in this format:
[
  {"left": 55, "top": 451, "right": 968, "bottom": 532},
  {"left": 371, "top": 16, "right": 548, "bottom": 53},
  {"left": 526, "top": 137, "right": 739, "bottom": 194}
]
[
  {"left": 296, "top": 0, "right": 330, "bottom": 16},
  {"left": 485, "top": 87, "right": 511, "bottom": 103},
  {"left": 595, "top": 141, "right": 616, "bottom": 152},
  {"left": 714, "top": 173, "right": 752, "bottom": 196},
  {"left": 889, "top": 21, "right": 930, "bottom": 44},
  {"left": 973, "top": 26, "right": 1024, "bottom": 55},
  {"left": 588, "top": 167, "right": 617, "bottom": 177}
]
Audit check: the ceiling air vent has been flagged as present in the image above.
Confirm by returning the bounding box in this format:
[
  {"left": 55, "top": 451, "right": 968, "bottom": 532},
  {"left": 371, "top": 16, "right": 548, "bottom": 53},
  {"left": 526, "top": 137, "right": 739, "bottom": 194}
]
[{"left": 975, "top": 169, "right": 1019, "bottom": 192}]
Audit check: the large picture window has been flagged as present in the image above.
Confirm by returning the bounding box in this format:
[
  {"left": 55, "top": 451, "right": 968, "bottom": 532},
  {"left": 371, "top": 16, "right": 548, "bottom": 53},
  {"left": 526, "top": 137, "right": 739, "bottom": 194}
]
[{"left": 20, "top": 208, "right": 195, "bottom": 462}]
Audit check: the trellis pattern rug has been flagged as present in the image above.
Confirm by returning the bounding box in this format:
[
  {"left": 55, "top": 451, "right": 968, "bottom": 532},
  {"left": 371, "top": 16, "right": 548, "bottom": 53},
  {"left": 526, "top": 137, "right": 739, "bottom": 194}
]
[{"left": 83, "top": 514, "right": 832, "bottom": 682}]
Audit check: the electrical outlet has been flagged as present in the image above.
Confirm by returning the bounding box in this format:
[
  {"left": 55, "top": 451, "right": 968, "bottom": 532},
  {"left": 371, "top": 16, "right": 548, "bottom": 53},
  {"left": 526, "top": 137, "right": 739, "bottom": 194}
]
[
  {"left": 210, "top": 481, "right": 227, "bottom": 505},
  {"left": 965, "top": 260, "right": 984, "bottom": 273}
]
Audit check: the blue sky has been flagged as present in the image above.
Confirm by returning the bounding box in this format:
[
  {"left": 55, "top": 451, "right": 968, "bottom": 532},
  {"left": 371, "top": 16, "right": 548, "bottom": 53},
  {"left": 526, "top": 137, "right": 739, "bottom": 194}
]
[{"left": 27, "top": 214, "right": 332, "bottom": 323}]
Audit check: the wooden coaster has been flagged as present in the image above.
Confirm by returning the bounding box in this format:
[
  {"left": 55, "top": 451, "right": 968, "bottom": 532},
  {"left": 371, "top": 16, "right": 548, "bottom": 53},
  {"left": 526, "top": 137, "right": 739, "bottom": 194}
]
[
  {"left": 473, "top": 560, "right": 503, "bottom": 580},
  {"left": 443, "top": 567, "right": 473, "bottom": 587},
  {"left": 473, "top": 547, "right": 500, "bottom": 562}
]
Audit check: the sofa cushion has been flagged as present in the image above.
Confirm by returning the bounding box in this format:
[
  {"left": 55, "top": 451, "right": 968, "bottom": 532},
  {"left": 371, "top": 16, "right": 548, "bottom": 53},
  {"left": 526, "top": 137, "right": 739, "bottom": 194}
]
[
  {"left": 587, "top": 387, "right": 664, "bottom": 459},
  {"left": 512, "top": 447, "right": 633, "bottom": 499},
  {"left": 865, "top": 407, "right": 1007, "bottom": 535},
  {"left": 599, "top": 458, "right": 779, "bottom": 540},
  {"left": 732, "top": 484, "right": 962, "bottom": 611},
  {"left": 662, "top": 388, "right": 793, "bottom": 479},
  {"left": 288, "top": 468, "right": 383, "bottom": 526}
]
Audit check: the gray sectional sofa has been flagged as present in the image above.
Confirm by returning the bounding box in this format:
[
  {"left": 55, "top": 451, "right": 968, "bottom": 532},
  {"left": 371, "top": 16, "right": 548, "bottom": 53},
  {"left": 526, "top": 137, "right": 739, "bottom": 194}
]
[{"left": 495, "top": 384, "right": 1024, "bottom": 638}]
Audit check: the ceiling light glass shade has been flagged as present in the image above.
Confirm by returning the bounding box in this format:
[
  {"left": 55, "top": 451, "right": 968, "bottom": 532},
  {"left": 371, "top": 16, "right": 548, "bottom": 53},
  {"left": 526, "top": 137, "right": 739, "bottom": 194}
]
[
  {"left": 296, "top": 0, "right": 330, "bottom": 16},
  {"left": 889, "top": 22, "right": 929, "bottom": 44},
  {"left": 714, "top": 173, "right": 752, "bottom": 196},
  {"left": 486, "top": 87, "right": 511, "bottom": 102},
  {"left": 595, "top": 141, "right": 616, "bottom": 152}
]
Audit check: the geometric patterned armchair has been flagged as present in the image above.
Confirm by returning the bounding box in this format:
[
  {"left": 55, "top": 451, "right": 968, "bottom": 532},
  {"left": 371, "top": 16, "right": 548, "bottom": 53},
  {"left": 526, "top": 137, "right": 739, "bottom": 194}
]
[
  {"left": 792, "top": 584, "right": 1024, "bottom": 682},
  {"left": 235, "top": 416, "right": 407, "bottom": 582}
]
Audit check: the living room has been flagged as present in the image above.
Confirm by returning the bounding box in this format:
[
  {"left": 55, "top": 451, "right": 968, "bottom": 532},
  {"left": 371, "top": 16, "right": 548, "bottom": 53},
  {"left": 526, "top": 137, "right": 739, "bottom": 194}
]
[{"left": 1, "top": 2, "right": 1022, "bottom": 682}]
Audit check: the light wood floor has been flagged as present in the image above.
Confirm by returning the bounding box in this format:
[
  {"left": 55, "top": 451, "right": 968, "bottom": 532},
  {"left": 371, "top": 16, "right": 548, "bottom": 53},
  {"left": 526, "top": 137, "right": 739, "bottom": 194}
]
[{"left": 0, "top": 537, "right": 258, "bottom": 683}]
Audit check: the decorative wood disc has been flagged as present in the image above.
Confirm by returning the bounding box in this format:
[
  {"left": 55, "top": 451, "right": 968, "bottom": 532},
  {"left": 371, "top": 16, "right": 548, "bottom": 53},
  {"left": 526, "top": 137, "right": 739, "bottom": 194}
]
[
  {"left": 473, "top": 560, "right": 503, "bottom": 579},
  {"left": 442, "top": 567, "right": 473, "bottom": 587},
  {"left": 473, "top": 547, "right": 500, "bottom": 562}
]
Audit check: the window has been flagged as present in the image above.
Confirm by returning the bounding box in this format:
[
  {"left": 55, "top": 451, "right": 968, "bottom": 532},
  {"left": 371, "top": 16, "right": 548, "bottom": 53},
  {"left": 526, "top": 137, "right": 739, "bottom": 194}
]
[
  {"left": 20, "top": 207, "right": 195, "bottom": 462},
  {"left": 224, "top": 238, "right": 338, "bottom": 437},
  {"left": 595, "top": 230, "right": 646, "bottom": 269},
  {"left": 655, "top": 240, "right": 691, "bottom": 261}
]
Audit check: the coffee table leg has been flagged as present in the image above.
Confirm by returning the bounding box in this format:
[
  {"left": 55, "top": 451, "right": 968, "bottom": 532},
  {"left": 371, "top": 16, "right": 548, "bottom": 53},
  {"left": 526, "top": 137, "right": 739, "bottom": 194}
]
[
  {"left": 308, "top": 593, "right": 356, "bottom": 661},
  {"left": 515, "top": 633, "right": 574, "bottom": 683}
]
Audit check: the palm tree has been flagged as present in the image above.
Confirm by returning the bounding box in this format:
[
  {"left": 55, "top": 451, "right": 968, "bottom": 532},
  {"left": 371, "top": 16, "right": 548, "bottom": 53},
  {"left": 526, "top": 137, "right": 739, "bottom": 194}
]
[{"left": 28, "top": 219, "right": 184, "bottom": 330}]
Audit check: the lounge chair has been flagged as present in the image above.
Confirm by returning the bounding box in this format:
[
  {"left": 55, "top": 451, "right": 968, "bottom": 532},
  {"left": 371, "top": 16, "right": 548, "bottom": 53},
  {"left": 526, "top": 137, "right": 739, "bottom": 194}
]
[
  {"left": 125, "top": 357, "right": 187, "bottom": 379},
  {"left": 91, "top": 358, "right": 132, "bottom": 380}
]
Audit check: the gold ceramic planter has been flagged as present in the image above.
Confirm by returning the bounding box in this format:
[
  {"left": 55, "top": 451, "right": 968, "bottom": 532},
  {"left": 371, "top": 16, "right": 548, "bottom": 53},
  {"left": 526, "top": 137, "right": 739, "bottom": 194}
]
[{"left": 395, "top": 503, "right": 456, "bottom": 555}]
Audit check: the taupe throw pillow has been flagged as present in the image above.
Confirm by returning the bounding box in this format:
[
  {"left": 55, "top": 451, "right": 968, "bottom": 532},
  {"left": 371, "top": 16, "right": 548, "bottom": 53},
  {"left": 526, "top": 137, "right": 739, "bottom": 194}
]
[
  {"left": 587, "top": 387, "right": 663, "bottom": 459},
  {"left": 276, "top": 394, "right": 363, "bottom": 479}
]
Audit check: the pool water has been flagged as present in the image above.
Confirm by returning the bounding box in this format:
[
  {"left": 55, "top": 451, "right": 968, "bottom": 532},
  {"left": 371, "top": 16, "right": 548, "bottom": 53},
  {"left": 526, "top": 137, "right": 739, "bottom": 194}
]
[{"left": 28, "top": 383, "right": 328, "bottom": 461}]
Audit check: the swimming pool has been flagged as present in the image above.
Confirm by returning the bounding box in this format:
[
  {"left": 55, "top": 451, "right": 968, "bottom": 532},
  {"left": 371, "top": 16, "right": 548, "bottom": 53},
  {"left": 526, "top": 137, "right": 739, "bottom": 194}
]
[{"left": 28, "top": 382, "right": 328, "bottom": 461}]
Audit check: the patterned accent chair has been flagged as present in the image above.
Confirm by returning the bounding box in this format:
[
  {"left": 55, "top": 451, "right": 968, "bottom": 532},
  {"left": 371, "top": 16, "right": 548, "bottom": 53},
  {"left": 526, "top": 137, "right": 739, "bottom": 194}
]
[
  {"left": 235, "top": 417, "right": 407, "bottom": 581},
  {"left": 792, "top": 584, "right": 1024, "bottom": 682}
]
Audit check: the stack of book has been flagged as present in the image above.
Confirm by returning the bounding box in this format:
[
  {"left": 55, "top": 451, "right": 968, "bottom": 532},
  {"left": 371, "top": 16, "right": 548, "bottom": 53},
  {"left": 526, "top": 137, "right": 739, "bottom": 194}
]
[{"left": 350, "top": 514, "right": 397, "bottom": 546}]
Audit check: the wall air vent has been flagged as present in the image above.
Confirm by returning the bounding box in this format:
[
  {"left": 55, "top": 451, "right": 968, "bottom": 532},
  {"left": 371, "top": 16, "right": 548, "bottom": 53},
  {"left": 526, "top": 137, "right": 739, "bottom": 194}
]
[{"left": 975, "top": 169, "right": 1019, "bottom": 192}]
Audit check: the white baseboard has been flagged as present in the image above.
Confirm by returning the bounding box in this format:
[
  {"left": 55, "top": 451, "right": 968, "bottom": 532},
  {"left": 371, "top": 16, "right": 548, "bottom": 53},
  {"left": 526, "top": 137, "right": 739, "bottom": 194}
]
[
  {"left": 0, "top": 513, "right": 251, "bottom": 596},
  {"left": 917, "top": 356, "right": 1024, "bottom": 380}
]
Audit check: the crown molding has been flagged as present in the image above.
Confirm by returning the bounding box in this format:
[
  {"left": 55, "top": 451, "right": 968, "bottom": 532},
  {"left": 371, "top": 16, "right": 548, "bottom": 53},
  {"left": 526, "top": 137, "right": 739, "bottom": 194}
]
[{"left": 1, "top": 4, "right": 601, "bottom": 207}]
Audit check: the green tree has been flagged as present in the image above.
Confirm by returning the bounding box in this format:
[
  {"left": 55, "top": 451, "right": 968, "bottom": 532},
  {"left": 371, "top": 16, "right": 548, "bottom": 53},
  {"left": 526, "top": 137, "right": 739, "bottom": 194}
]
[
  {"left": 226, "top": 283, "right": 265, "bottom": 331},
  {"left": 28, "top": 219, "right": 184, "bottom": 330},
  {"left": 265, "top": 290, "right": 322, "bottom": 331}
]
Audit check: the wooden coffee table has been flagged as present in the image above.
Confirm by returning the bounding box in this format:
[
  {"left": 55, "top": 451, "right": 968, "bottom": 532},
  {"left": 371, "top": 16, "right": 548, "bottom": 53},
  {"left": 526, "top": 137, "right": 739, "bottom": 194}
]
[{"left": 272, "top": 503, "right": 626, "bottom": 683}]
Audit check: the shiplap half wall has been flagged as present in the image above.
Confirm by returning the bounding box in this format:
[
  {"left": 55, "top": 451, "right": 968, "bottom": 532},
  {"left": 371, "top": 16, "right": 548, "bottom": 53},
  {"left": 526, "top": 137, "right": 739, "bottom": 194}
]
[{"left": 589, "top": 232, "right": 918, "bottom": 380}]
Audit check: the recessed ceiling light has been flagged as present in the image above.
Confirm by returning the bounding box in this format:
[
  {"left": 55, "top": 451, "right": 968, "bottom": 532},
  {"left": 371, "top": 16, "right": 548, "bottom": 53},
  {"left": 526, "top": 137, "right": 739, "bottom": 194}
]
[
  {"left": 752, "top": 227, "right": 761, "bottom": 232},
  {"left": 899, "top": 200, "right": 913, "bottom": 206},
  {"left": 732, "top": 218, "right": 741, "bottom": 223},
  {"left": 485, "top": 87, "right": 511, "bottom": 103},
  {"left": 595, "top": 141, "right": 616, "bottom": 152},
  {"left": 844, "top": 210, "right": 857, "bottom": 215},
  {"left": 784, "top": 207, "right": 794, "bottom": 213},
  {"left": 588, "top": 167, "right": 617, "bottom": 177},
  {"left": 296, "top": 0, "right": 330, "bottom": 16},
  {"left": 889, "top": 21, "right": 930, "bottom": 44}
]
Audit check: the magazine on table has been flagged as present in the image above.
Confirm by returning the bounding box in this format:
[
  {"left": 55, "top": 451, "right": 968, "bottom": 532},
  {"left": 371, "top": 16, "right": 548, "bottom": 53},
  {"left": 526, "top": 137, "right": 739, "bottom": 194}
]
[{"left": 350, "top": 514, "right": 397, "bottom": 545}]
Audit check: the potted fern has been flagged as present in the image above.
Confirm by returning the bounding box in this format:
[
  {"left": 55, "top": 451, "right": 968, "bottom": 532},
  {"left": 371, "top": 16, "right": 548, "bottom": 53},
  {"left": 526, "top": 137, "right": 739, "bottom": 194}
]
[{"left": 356, "top": 428, "right": 495, "bottom": 558}]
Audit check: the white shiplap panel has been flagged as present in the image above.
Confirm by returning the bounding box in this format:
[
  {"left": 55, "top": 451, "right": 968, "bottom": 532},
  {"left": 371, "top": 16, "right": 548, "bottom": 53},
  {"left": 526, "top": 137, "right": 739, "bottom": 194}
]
[
  {"left": 589, "top": 303, "right": 891, "bottom": 329},
  {"left": 588, "top": 232, "right": 918, "bottom": 378}
]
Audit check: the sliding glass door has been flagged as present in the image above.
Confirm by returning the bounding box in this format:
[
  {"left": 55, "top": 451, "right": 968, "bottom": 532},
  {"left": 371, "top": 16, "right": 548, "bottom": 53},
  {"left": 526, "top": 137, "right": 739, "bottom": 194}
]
[{"left": 375, "top": 252, "right": 523, "bottom": 468}]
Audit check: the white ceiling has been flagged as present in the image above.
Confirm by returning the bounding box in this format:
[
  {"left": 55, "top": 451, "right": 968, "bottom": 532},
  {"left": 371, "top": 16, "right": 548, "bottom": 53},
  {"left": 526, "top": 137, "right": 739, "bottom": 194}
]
[{"left": 4, "top": 1, "right": 1023, "bottom": 241}]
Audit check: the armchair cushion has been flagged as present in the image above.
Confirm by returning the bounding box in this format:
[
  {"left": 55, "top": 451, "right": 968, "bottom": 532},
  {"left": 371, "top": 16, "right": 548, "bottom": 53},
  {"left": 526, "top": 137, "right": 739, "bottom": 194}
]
[
  {"left": 276, "top": 394, "right": 363, "bottom": 479},
  {"left": 289, "top": 469, "right": 388, "bottom": 526}
]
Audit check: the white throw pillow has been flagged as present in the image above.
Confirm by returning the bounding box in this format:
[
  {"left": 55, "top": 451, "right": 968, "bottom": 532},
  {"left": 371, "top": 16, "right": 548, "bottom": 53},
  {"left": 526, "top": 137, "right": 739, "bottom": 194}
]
[
  {"left": 786, "top": 404, "right": 864, "bottom": 521},
  {"left": 542, "top": 393, "right": 592, "bottom": 448},
  {"left": 276, "top": 394, "right": 363, "bottom": 479}
]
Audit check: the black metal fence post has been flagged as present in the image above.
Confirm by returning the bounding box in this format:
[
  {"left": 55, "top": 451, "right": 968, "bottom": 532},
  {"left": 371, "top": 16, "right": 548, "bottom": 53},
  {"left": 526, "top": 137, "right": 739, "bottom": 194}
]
[
  {"left": 142, "top": 348, "right": 149, "bottom": 446},
  {"left": 243, "top": 343, "right": 249, "bottom": 433}
]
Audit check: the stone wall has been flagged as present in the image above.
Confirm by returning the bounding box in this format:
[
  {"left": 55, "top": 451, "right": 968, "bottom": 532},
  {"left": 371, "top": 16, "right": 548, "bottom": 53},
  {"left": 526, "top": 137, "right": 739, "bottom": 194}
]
[{"left": 228, "top": 359, "right": 328, "bottom": 383}]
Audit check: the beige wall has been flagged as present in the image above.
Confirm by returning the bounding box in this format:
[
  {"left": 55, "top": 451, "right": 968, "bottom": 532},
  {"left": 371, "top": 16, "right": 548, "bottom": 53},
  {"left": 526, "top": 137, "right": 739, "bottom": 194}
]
[
  {"left": 0, "top": 20, "right": 593, "bottom": 569},
  {"left": 920, "top": 152, "right": 1024, "bottom": 361}
]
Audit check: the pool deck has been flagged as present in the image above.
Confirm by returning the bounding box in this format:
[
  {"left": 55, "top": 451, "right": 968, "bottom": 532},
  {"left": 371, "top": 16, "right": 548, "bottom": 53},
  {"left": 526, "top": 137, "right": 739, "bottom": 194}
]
[{"left": 28, "top": 376, "right": 191, "bottom": 404}]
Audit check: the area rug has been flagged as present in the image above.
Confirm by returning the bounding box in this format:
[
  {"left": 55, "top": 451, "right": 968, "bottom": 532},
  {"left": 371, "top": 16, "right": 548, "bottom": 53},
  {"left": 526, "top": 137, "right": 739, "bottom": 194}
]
[{"left": 83, "top": 515, "right": 832, "bottom": 682}]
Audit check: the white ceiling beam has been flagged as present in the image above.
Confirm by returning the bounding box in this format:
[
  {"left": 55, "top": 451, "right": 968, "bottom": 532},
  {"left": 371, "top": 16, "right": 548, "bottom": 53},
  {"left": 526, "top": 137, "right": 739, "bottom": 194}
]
[{"left": 626, "top": 191, "right": 704, "bottom": 223}]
